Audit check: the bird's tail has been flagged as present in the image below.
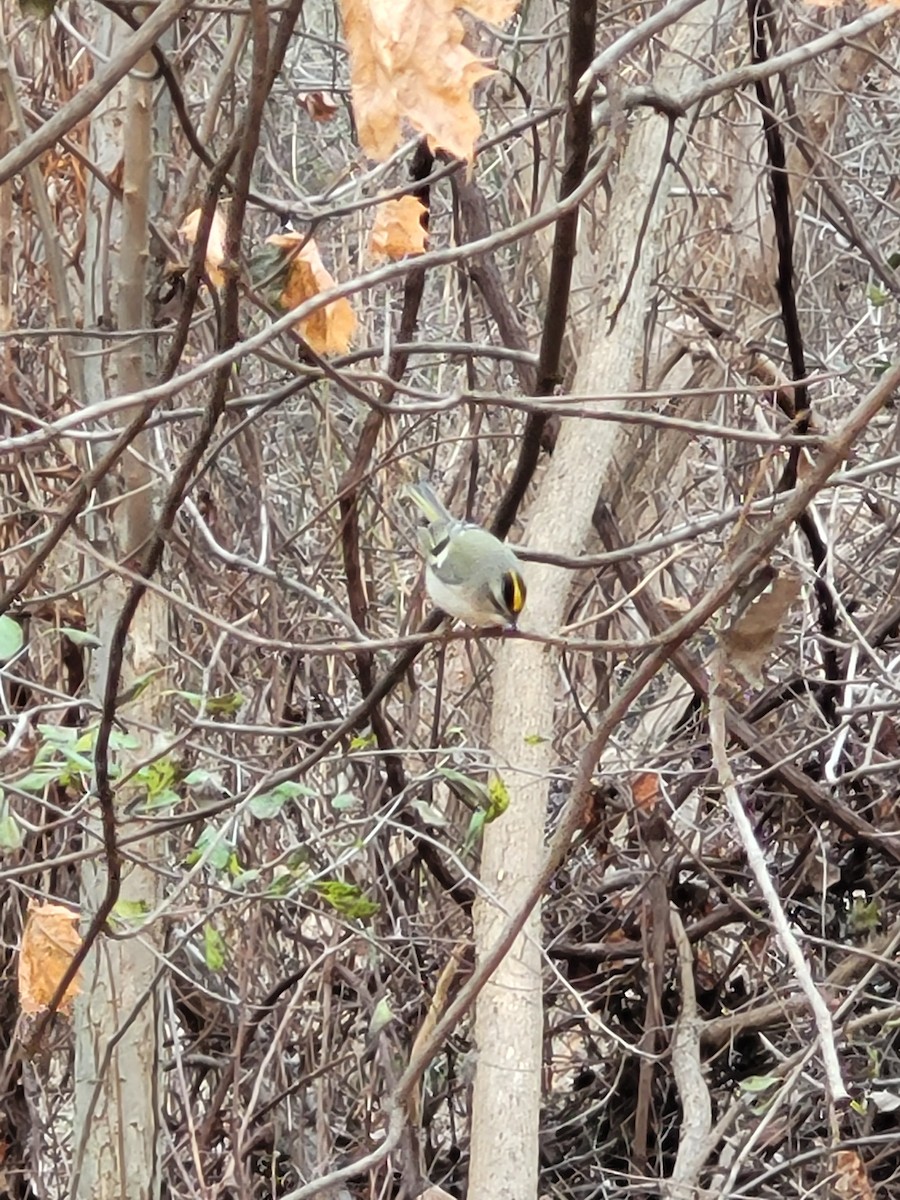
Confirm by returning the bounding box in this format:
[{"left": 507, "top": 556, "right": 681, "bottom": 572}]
[{"left": 405, "top": 479, "right": 453, "bottom": 524}]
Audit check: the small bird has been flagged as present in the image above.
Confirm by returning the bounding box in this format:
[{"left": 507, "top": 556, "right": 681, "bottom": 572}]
[{"left": 406, "top": 479, "right": 526, "bottom": 629}]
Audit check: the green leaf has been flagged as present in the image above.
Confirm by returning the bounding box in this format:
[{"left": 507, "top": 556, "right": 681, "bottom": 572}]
[
  {"left": 267, "top": 871, "right": 295, "bottom": 897},
  {"left": 0, "top": 615, "right": 24, "bottom": 663},
  {"left": 112, "top": 898, "right": 150, "bottom": 925},
  {"left": 115, "top": 668, "right": 166, "bottom": 707},
  {"left": 110, "top": 729, "right": 142, "bottom": 751},
  {"left": 203, "top": 923, "right": 227, "bottom": 971},
  {"left": 409, "top": 798, "right": 447, "bottom": 826},
  {"left": 37, "top": 723, "right": 78, "bottom": 748},
  {"left": 184, "top": 768, "right": 213, "bottom": 786},
  {"left": 139, "top": 758, "right": 177, "bottom": 802},
  {"left": 368, "top": 996, "right": 394, "bottom": 1039},
  {"left": 523, "top": 733, "right": 548, "bottom": 745},
  {"left": 204, "top": 691, "right": 245, "bottom": 715},
  {"left": 249, "top": 790, "right": 287, "bottom": 819},
  {"left": 867, "top": 283, "right": 888, "bottom": 308},
  {"left": 349, "top": 733, "right": 377, "bottom": 751},
  {"left": 275, "top": 781, "right": 317, "bottom": 800},
  {"left": 849, "top": 896, "right": 881, "bottom": 935},
  {"left": 331, "top": 793, "right": 357, "bottom": 811},
  {"left": 16, "top": 767, "right": 63, "bottom": 792},
  {"left": 0, "top": 797, "right": 23, "bottom": 851},
  {"left": 59, "top": 626, "right": 102, "bottom": 649},
  {"left": 63, "top": 751, "right": 94, "bottom": 774},
  {"left": 19, "top": 0, "right": 58, "bottom": 19},
  {"left": 186, "top": 826, "right": 231, "bottom": 871},
  {"left": 138, "top": 788, "right": 180, "bottom": 812},
  {"left": 314, "top": 880, "right": 379, "bottom": 921},
  {"left": 738, "top": 1074, "right": 778, "bottom": 1094},
  {"left": 887, "top": 251, "right": 900, "bottom": 270},
  {"left": 249, "top": 780, "right": 316, "bottom": 819}
]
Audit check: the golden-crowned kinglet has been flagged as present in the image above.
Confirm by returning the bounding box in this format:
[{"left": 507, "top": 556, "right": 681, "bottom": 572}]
[{"left": 406, "top": 480, "right": 526, "bottom": 628}]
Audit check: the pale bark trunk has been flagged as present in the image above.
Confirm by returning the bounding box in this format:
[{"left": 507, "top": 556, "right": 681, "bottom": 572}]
[
  {"left": 71, "top": 16, "right": 166, "bottom": 1199},
  {"left": 467, "top": 7, "right": 729, "bottom": 1199}
]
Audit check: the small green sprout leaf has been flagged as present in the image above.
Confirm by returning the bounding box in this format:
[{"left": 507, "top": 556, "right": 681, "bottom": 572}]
[
  {"left": 0, "top": 616, "right": 24, "bottom": 663},
  {"left": 203, "top": 923, "right": 227, "bottom": 971},
  {"left": 331, "top": 793, "right": 357, "bottom": 811},
  {"left": 738, "top": 1074, "right": 778, "bottom": 1094},
  {"left": 0, "top": 796, "right": 23, "bottom": 850},
  {"left": 349, "top": 733, "right": 377, "bottom": 751},
  {"left": 249, "top": 780, "right": 314, "bottom": 820},
  {"left": 409, "top": 798, "right": 447, "bottom": 826},
  {"left": 314, "top": 880, "right": 379, "bottom": 921},
  {"left": 112, "top": 898, "right": 151, "bottom": 926},
  {"left": 368, "top": 996, "right": 394, "bottom": 1039},
  {"left": 60, "top": 626, "right": 103, "bottom": 649},
  {"left": 186, "top": 826, "right": 231, "bottom": 871}
]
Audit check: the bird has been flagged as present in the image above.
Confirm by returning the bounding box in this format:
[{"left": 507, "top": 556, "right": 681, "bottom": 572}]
[{"left": 406, "top": 479, "right": 526, "bottom": 629}]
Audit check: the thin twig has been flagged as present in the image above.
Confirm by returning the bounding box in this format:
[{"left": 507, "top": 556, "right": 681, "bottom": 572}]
[
  {"left": 665, "top": 907, "right": 713, "bottom": 1200},
  {"left": 708, "top": 662, "right": 850, "bottom": 1108}
]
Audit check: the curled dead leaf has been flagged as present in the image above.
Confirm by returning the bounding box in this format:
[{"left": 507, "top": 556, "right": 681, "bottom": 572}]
[
  {"left": 264, "top": 233, "right": 357, "bottom": 355},
  {"left": 833, "top": 1149, "right": 874, "bottom": 1200},
  {"left": 369, "top": 195, "right": 428, "bottom": 260},
  {"left": 721, "top": 568, "right": 801, "bottom": 688},
  {"left": 18, "top": 901, "right": 82, "bottom": 1015}
]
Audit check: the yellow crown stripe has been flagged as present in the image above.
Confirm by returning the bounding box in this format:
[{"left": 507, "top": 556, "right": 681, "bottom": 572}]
[{"left": 511, "top": 572, "right": 526, "bottom": 615}]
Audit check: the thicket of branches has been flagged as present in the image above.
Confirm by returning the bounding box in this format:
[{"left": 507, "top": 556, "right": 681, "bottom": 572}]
[{"left": 2, "top": 0, "right": 900, "bottom": 1197}]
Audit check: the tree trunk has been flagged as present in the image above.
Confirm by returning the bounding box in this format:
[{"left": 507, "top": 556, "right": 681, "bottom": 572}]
[
  {"left": 72, "top": 15, "right": 166, "bottom": 1198},
  {"left": 467, "top": 7, "right": 729, "bottom": 1198}
]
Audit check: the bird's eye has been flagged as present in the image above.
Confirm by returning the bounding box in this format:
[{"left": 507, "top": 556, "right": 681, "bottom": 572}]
[{"left": 502, "top": 571, "right": 526, "bottom": 616}]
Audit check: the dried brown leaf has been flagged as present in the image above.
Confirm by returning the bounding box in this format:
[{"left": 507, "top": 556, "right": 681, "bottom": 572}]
[
  {"left": 339, "top": 0, "right": 519, "bottom": 163},
  {"left": 369, "top": 195, "right": 428, "bottom": 260},
  {"left": 18, "top": 901, "right": 82, "bottom": 1015},
  {"left": 721, "top": 569, "right": 802, "bottom": 687},
  {"left": 631, "top": 771, "right": 660, "bottom": 815},
  {"left": 179, "top": 207, "right": 228, "bottom": 288},
  {"left": 833, "top": 1149, "right": 875, "bottom": 1200},
  {"left": 265, "top": 233, "right": 357, "bottom": 355}
]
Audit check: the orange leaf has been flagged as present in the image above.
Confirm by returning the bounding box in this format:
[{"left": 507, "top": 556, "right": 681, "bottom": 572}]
[
  {"left": 179, "top": 207, "right": 228, "bottom": 288},
  {"left": 833, "top": 1150, "right": 875, "bottom": 1200},
  {"left": 631, "top": 771, "right": 660, "bottom": 814},
  {"left": 18, "top": 901, "right": 82, "bottom": 1015},
  {"left": 339, "top": 0, "right": 518, "bottom": 163},
  {"left": 265, "top": 233, "right": 357, "bottom": 355},
  {"left": 369, "top": 195, "right": 428, "bottom": 260}
]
